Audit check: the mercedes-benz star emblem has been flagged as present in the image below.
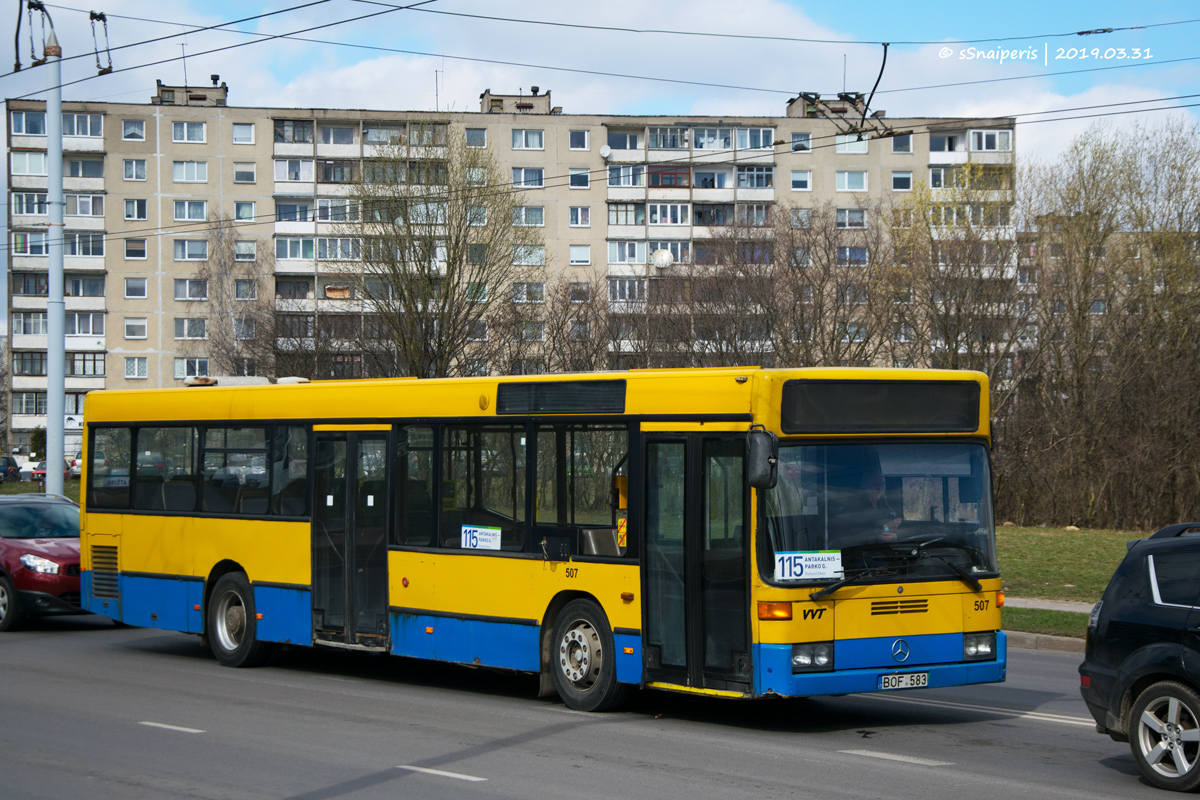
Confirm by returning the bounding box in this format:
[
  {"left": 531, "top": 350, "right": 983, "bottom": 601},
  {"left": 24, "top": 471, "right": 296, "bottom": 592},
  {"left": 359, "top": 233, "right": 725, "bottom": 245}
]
[{"left": 891, "top": 639, "right": 911, "bottom": 662}]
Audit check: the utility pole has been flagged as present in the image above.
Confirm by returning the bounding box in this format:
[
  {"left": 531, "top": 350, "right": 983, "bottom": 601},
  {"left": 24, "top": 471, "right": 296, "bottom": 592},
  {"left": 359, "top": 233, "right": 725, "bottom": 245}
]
[{"left": 44, "top": 26, "right": 65, "bottom": 497}]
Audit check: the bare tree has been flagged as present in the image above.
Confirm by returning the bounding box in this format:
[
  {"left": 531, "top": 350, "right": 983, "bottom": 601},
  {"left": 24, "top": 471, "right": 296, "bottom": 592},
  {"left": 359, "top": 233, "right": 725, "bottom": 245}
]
[{"left": 196, "top": 215, "right": 277, "bottom": 378}]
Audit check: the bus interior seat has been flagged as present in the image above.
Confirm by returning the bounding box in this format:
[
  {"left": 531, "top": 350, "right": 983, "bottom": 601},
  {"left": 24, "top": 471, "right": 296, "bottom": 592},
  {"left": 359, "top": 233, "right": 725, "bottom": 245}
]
[
  {"left": 237, "top": 487, "right": 269, "bottom": 515},
  {"left": 580, "top": 528, "right": 620, "bottom": 556},
  {"left": 161, "top": 477, "right": 197, "bottom": 512},
  {"left": 203, "top": 483, "right": 239, "bottom": 514},
  {"left": 274, "top": 479, "right": 307, "bottom": 516},
  {"left": 400, "top": 480, "right": 434, "bottom": 545},
  {"left": 133, "top": 475, "right": 165, "bottom": 510}
]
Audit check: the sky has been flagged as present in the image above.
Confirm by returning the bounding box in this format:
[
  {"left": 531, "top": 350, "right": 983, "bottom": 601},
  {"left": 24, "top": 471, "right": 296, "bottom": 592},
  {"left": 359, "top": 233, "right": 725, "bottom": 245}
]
[{"left": 1, "top": 0, "right": 1198, "bottom": 161}]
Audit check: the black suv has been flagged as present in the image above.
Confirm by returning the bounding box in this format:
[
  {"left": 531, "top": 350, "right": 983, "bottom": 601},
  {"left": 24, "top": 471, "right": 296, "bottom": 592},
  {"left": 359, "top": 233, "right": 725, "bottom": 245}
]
[{"left": 1082, "top": 522, "right": 1200, "bottom": 791}]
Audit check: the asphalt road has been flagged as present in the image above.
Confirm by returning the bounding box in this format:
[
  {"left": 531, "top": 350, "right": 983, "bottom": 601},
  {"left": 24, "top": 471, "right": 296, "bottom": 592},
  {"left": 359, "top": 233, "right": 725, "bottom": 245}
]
[{"left": 0, "top": 616, "right": 1153, "bottom": 800}]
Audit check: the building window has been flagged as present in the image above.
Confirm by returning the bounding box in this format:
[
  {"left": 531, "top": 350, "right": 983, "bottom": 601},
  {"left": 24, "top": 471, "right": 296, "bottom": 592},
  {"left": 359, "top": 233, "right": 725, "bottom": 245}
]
[
  {"left": 892, "top": 134, "right": 912, "bottom": 154},
  {"left": 175, "top": 318, "right": 207, "bottom": 339},
  {"left": 174, "top": 358, "right": 209, "bottom": 379},
  {"left": 836, "top": 171, "right": 868, "bottom": 191},
  {"left": 11, "top": 111, "right": 46, "bottom": 135},
  {"left": 607, "top": 132, "right": 639, "bottom": 149},
  {"left": 737, "top": 128, "right": 774, "bottom": 150},
  {"left": 736, "top": 165, "right": 774, "bottom": 188},
  {"left": 793, "top": 246, "right": 812, "bottom": 267},
  {"left": 648, "top": 203, "right": 689, "bottom": 225},
  {"left": 569, "top": 245, "right": 591, "bottom": 265},
  {"left": 172, "top": 121, "right": 206, "bottom": 142},
  {"left": 274, "top": 159, "right": 314, "bottom": 182},
  {"left": 512, "top": 206, "right": 545, "bottom": 226},
  {"left": 835, "top": 134, "right": 868, "bottom": 154},
  {"left": 694, "top": 170, "right": 727, "bottom": 189},
  {"left": 65, "top": 233, "right": 104, "bottom": 256},
  {"left": 649, "top": 240, "right": 690, "bottom": 264},
  {"left": 234, "top": 162, "right": 256, "bottom": 183},
  {"left": 65, "top": 194, "right": 104, "bottom": 216},
  {"left": 518, "top": 322, "right": 545, "bottom": 342},
  {"left": 124, "top": 199, "right": 147, "bottom": 220},
  {"left": 12, "top": 232, "right": 48, "bottom": 255},
  {"left": 694, "top": 128, "right": 732, "bottom": 149},
  {"left": 68, "top": 159, "right": 104, "bottom": 178},
  {"left": 279, "top": 203, "right": 310, "bottom": 222},
  {"left": 125, "top": 277, "right": 147, "bottom": 298},
  {"left": 11, "top": 272, "right": 47, "bottom": 296},
  {"left": 12, "top": 312, "right": 48, "bottom": 335},
  {"left": 125, "top": 240, "right": 147, "bottom": 260},
  {"left": 122, "top": 119, "right": 145, "bottom": 141},
  {"left": 512, "top": 129, "right": 544, "bottom": 150},
  {"left": 608, "top": 241, "right": 645, "bottom": 264},
  {"left": 512, "top": 167, "right": 544, "bottom": 188},
  {"left": 648, "top": 127, "right": 688, "bottom": 149},
  {"left": 608, "top": 203, "right": 645, "bottom": 226},
  {"left": 361, "top": 124, "right": 401, "bottom": 145},
  {"left": 273, "top": 119, "right": 314, "bottom": 143},
  {"left": 11, "top": 152, "right": 47, "bottom": 175},
  {"left": 124, "top": 159, "right": 147, "bottom": 181},
  {"left": 790, "top": 170, "right": 811, "bottom": 191},
  {"left": 694, "top": 203, "right": 733, "bottom": 226},
  {"left": 468, "top": 320, "right": 488, "bottom": 342},
  {"left": 648, "top": 165, "right": 690, "bottom": 188},
  {"left": 175, "top": 278, "right": 208, "bottom": 301},
  {"left": 317, "top": 160, "right": 357, "bottom": 183},
  {"left": 320, "top": 126, "right": 355, "bottom": 145},
  {"left": 737, "top": 204, "right": 770, "bottom": 226},
  {"left": 235, "top": 279, "right": 257, "bottom": 300},
  {"left": 465, "top": 166, "right": 487, "bottom": 187},
  {"left": 512, "top": 282, "right": 546, "bottom": 303},
  {"left": 930, "top": 134, "right": 959, "bottom": 152},
  {"left": 125, "top": 318, "right": 147, "bottom": 339},
  {"left": 569, "top": 206, "right": 590, "bottom": 227},
  {"left": 125, "top": 357, "right": 148, "bottom": 379},
  {"left": 569, "top": 283, "right": 591, "bottom": 303},
  {"left": 317, "top": 238, "right": 361, "bottom": 260},
  {"left": 276, "top": 238, "right": 315, "bottom": 260},
  {"left": 836, "top": 208, "right": 867, "bottom": 229},
  {"left": 12, "top": 192, "right": 48, "bottom": 215},
  {"left": 513, "top": 245, "right": 546, "bottom": 266},
  {"left": 465, "top": 128, "right": 487, "bottom": 147},
  {"left": 608, "top": 165, "right": 644, "bottom": 187},
  {"left": 173, "top": 161, "right": 207, "bottom": 182},
  {"left": 569, "top": 130, "right": 589, "bottom": 150},
  {"left": 569, "top": 168, "right": 590, "bottom": 189},
  {"left": 62, "top": 113, "right": 102, "bottom": 136},
  {"left": 66, "top": 312, "right": 104, "bottom": 336},
  {"left": 409, "top": 122, "right": 448, "bottom": 147},
  {"left": 173, "top": 200, "right": 207, "bottom": 221},
  {"left": 235, "top": 201, "right": 256, "bottom": 221},
  {"left": 836, "top": 246, "right": 869, "bottom": 267},
  {"left": 67, "top": 353, "right": 105, "bottom": 376},
  {"left": 174, "top": 240, "right": 208, "bottom": 261},
  {"left": 13, "top": 392, "right": 47, "bottom": 416},
  {"left": 234, "top": 241, "right": 257, "bottom": 262},
  {"left": 790, "top": 132, "right": 813, "bottom": 153},
  {"left": 14, "top": 352, "right": 47, "bottom": 376},
  {"left": 231, "top": 122, "right": 254, "bottom": 144},
  {"left": 840, "top": 322, "right": 867, "bottom": 343},
  {"left": 970, "top": 129, "right": 1012, "bottom": 152},
  {"left": 892, "top": 171, "right": 912, "bottom": 191},
  {"left": 608, "top": 278, "right": 646, "bottom": 301}
]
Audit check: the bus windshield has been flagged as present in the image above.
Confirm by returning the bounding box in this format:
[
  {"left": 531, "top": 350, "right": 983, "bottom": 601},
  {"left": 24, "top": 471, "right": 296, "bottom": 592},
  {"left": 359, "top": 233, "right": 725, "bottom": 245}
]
[{"left": 761, "top": 442, "right": 997, "bottom": 583}]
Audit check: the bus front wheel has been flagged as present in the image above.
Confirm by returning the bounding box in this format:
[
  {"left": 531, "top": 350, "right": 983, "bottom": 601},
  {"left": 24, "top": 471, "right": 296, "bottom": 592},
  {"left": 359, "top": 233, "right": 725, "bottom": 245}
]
[
  {"left": 550, "top": 599, "right": 627, "bottom": 712},
  {"left": 207, "top": 573, "right": 274, "bottom": 668}
]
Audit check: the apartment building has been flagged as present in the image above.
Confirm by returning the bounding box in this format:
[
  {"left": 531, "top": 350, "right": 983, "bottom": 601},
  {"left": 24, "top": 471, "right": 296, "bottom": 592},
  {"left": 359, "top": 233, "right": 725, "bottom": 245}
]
[{"left": 4, "top": 80, "right": 1015, "bottom": 456}]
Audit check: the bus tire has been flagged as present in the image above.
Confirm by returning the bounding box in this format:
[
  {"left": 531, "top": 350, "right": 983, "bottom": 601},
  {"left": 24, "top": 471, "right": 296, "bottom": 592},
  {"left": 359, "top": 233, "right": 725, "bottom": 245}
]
[
  {"left": 0, "top": 574, "right": 22, "bottom": 632},
  {"left": 207, "top": 573, "right": 274, "bottom": 668},
  {"left": 550, "top": 599, "right": 628, "bottom": 712}
]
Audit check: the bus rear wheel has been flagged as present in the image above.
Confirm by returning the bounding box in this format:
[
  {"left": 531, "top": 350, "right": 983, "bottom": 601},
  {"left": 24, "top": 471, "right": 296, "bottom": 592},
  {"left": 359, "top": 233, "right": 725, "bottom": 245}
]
[
  {"left": 207, "top": 572, "right": 274, "bottom": 668},
  {"left": 550, "top": 599, "right": 627, "bottom": 712}
]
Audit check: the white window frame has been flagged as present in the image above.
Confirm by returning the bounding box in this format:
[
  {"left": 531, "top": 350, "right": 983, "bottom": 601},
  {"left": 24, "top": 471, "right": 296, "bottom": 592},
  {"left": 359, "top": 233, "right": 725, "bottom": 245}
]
[
  {"left": 11, "top": 192, "right": 48, "bottom": 215},
  {"left": 834, "top": 134, "right": 868, "bottom": 154},
  {"left": 512, "top": 129, "right": 545, "bottom": 150},
  {"left": 125, "top": 240, "right": 147, "bottom": 260},
  {"left": 234, "top": 162, "right": 256, "bottom": 183},
  {"left": 172, "top": 121, "right": 207, "bottom": 143},
  {"left": 174, "top": 318, "right": 207, "bottom": 340},
  {"left": 569, "top": 245, "right": 591, "bottom": 265},
  {"left": 274, "top": 159, "right": 314, "bottom": 182},
  {"left": 11, "top": 111, "right": 46, "bottom": 135},
  {"left": 63, "top": 113, "right": 102, "bottom": 137},
  {"left": 173, "top": 200, "right": 207, "bottom": 221},
  {"left": 173, "top": 240, "right": 209, "bottom": 262},
  {"left": 276, "top": 238, "right": 315, "bottom": 260},
  {"left": 513, "top": 245, "right": 546, "bottom": 266},
  {"left": 892, "top": 171, "right": 913, "bottom": 191},
  {"left": 969, "top": 129, "right": 1012, "bottom": 152},
  {"left": 235, "top": 201, "right": 256, "bottom": 222},
  {"left": 512, "top": 167, "right": 544, "bottom": 188},
  {"left": 569, "top": 206, "right": 590, "bottom": 227},
  {"left": 836, "top": 170, "right": 868, "bottom": 192},
  {"left": 174, "top": 278, "right": 209, "bottom": 300},
  {"left": 790, "top": 170, "right": 812, "bottom": 191},
  {"left": 736, "top": 165, "right": 774, "bottom": 189},
  {"left": 235, "top": 279, "right": 258, "bottom": 300},
  {"left": 608, "top": 241, "right": 645, "bottom": 264},
  {"left": 125, "top": 317, "right": 148, "bottom": 340},
  {"left": 648, "top": 203, "right": 689, "bottom": 225},
  {"left": 172, "top": 160, "right": 208, "bottom": 183},
  {"left": 232, "top": 122, "right": 255, "bottom": 144},
  {"left": 465, "top": 128, "right": 487, "bottom": 148},
  {"left": 124, "top": 159, "right": 146, "bottom": 181},
  {"left": 319, "top": 126, "right": 355, "bottom": 145},
  {"left": 65, "top": 194, "right": 104, "bottom": 217},
  {"left": 569, "top": 168, "right": 590, "bottom": 189},
  {"left": 235, "top": 241, "right": 257, "bottom": 262},
  {"left": 512, "top": 282, "right": 546, "bottom": 303},
  {"left": 892, "top": 134, "right": 912, "bottom": 154},
  {"left": 124, "top": 199, "right": 147, "bottom": 220},
  {"left": 569, "top": 130, "right": 589, "bottom": 150},
  {"left": 836, "top": 208, "right": 867, "bottom": 229},
  {"left": 11, "top": 152, "right": 48, "bottom": 176},
  {"left": 694, "top": 128, "right": 732, "bottom": 150},
  {"left": 174, "top": 358, "right": 209, "bottom": 380},
  {"left": 125, "top": 357, "right": 148, "bottom": 380},
  {"left": 791, "top": 132, "right": 811, "bottom": 152},
  {"left": 608, "top": 165, "right": 644, "bottom": 187},
  {"left": 736, "top": 128, "right": 774, "bottom": 150},
  {"left": 512, "top": 206, "right": 545, "bottom": 227},
  {"left": 125, "top": 277, "right": 148, "bottom": 298},
  {"left": 122, "top": 119, "right": 145, "bottom": 141}
]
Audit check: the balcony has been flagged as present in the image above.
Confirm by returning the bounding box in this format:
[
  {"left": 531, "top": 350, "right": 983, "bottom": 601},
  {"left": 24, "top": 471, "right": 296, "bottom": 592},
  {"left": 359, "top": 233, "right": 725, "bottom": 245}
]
[{"left": 63, "top": 136, "right": 104, "bottom": 154}]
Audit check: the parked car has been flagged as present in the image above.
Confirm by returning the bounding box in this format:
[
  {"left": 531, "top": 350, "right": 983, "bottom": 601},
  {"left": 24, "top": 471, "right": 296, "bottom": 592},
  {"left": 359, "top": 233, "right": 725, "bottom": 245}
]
[
  {"left": 0, "top": 456, "right": 19, "bottom": 483},
  {"left": 70, "top": 451, "right": 109, "bottom": 479},
  {"left": 0, "top": 494, "right": 84, "bottom": 631},
  {"left": 1081, "top": 522, "right": 1200, "bottom": 791},
  {"left": 32, "top": 460, "right": 71, "bottom": 483},
  {"left": 136, "top": 452, "right": 171, "bottom": 478}
]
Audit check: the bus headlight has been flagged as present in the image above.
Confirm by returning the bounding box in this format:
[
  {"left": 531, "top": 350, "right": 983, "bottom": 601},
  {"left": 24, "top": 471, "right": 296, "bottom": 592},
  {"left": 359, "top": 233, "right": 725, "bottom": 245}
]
[
  {"left": 963, "top": 632, "right": 996, "bottom": 661},
  {"left": 792, "top": 642, "right": 834, "bottom": 673}
]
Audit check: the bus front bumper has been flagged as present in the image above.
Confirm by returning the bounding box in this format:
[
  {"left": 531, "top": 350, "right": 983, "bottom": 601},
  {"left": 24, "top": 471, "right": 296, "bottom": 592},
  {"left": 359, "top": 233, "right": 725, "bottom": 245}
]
[{"left": 753, "top": 631, "right": 1007, "bottom": 698}]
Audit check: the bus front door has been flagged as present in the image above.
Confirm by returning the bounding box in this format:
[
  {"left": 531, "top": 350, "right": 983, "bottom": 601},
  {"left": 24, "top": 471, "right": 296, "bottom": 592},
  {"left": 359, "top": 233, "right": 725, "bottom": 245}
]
[
  {"left": 643, "top": 435, "right": 750, "bottom": 693},
  {"left": 312, "top": 431, "right": 391, "bottom": 650}
]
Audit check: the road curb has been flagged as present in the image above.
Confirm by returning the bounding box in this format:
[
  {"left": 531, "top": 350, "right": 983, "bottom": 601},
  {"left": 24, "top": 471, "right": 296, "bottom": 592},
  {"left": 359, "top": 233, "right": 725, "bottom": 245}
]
[{"left": 1005, "top": 630, "right": 1084, "bottom": 654}]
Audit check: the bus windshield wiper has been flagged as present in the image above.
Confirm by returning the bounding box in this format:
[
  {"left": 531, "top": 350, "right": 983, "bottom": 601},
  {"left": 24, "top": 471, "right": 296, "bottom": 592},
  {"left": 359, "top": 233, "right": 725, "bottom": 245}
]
[
  {"left": 925, "top": 552, "right": 983, "bottom": 592},
  {"left": 809, "top": 566, "right": 894, "bottom": 601}
]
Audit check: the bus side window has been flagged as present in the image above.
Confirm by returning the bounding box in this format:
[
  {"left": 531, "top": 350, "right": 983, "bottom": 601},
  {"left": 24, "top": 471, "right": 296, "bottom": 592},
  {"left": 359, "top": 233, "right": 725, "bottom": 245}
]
[
  {"left": 89, "top": 427, "right": 132, "bottom": 510},
  {"left": 536, "top": 425, "right": 628, "bottom": 557},
  {"left": 270, "top": 426, "right": 308, "bottom": 517},
  {"left": 394, "top": 426, "right": 434, "bottom": 546},
  {"left": 439, "top": 425, "right": 526, "bottom": 550}
]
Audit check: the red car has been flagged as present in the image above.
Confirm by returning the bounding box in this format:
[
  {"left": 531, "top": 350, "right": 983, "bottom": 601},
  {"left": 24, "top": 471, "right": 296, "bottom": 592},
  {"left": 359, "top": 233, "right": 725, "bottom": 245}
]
[
  {"left": 0, "top": 495, "right": 84, "bottom": 631},
  {"left": 31, "top": 460, "right": 71, "bottom": 483}
]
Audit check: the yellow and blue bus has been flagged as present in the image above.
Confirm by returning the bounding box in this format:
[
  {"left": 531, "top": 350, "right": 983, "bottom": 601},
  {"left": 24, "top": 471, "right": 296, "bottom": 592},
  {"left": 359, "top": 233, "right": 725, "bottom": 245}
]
[{"left": 81, "top": 367, "right": 1004, "bottom": 710}]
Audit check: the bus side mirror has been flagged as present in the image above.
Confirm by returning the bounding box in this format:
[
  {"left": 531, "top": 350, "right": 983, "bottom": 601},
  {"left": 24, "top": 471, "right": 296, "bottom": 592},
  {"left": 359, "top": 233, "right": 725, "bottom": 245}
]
[{"left": 748, "top": 427, "right": 778, "bottom": 490}]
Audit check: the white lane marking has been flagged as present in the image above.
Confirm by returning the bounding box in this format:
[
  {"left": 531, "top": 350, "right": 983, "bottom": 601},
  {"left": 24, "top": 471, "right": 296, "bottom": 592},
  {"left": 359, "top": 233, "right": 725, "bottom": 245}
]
[
  {"left": 839, "top": 749, "right": 953, "bottom": 767},
  {"left": 139, "top": 721, "right": 205, "bottom": 734},
  {"left": 865, "top": 694, "right": 1094, "bottom": 727},
  {"left": 396, "top": 766, "right": 487, "bottom": 783}
]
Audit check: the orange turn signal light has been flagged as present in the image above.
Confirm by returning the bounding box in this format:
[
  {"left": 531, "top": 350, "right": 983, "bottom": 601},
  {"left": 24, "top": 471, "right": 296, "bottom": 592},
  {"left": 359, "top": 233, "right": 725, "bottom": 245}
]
[
  {"left": 996, "top": 591, "right": 1006, "bottom": 608},
  {"left": 623, "top": 647, "right": 634, "bottom": 655},
  {"left": 758, "top": 601, "right": 793, "bottom": 620},
  {"left": 256, "top": 613, "right": 263, "bottom": 620},
  {"left": 621, "top": 592, "right": 634, "bottom": 602},
  {"left": 425, "top": 626, "right": 434, "bottom": 634}
]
